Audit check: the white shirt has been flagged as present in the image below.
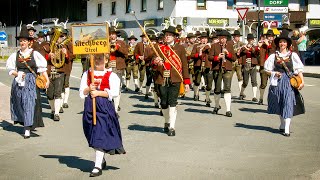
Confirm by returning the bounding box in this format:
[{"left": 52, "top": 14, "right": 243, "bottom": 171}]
[
  {"left": 6, "top": 48, "right": 47, "bottom": 75},
  {"left": 79, "top": 68, "right": 120, "bottom": 101}
]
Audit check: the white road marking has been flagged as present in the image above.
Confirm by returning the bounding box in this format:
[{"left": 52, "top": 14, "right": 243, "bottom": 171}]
[{"left": 305, "top": 84, "right": 315, "bottom": 87}]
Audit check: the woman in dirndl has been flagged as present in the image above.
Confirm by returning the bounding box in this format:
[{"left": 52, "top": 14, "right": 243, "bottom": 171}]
[
  {"left": 6, "top": 25, "right": 49, "bottom": 139},
  {"left": 79, "top": 54, "right": 126, "bottom": 177},
  {"left": 264, "top": 29, "right": 305, "bottom": 137}
]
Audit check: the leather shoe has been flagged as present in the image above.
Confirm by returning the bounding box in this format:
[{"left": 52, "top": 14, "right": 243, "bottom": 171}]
[
  {"left": 167, "top": 128, "right": 175, "bottom": 136},
  {"left": 252, "top": 98, "right": 258, "bottom": 102},
  {"left": 226, "top": 111, "right": 232, "bottom": 117},
  {"left": 282, "top": 133, "right": 290, "bottom": 137},
  {"left": 89, "top": 167, "right": 102, "bottom": 177},
  {"left": 212, "top": 107, "right": 219, "bottom": 114},
  {"left": 164, "top": 123, "right": 170, "bottom": 133},
  {"left": 101, "top": 160, "right": 106, "bottom": 169},
  {"left": 117, "top": 106, "right": 121, "bottom": 111},
  {"left": 62, "top": 103, "right": 69, "bottom": 108},
  {"left": 24, "top": 135, "right": 30, "bottom": 139},
  {"left": 206, "top": 101, "right": 211, "bottom": 107},
  {"left": 135, "top": 88, "right": 140, "bottom": 92},
  {"left": 160, "top": 110, "right": 163, "bottom": 116},
  {"left": 258, "top": 99, "right": 263, "bottom": 105},
  {"left": 154, "top": 103, "right": 159, "bottom": 108},
  {"left": 193, "top": 95, "right": 199, "bottom": 101},
  {"left": 239, "top": 95, "right": 245, "bottom": 100},
  {"left": 59, "top": 107, "right": 64, "bottom": 113},
  {"left": 144, "top": 94, "right": 149, "bottom": 99},
  {"left": 53, "top": 114, "right": 60, "bottom": 121}
]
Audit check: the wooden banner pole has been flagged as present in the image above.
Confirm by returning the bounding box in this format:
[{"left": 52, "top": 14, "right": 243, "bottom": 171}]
[{"left": 89, "top": 54, "right": 97, "bottom": 125}]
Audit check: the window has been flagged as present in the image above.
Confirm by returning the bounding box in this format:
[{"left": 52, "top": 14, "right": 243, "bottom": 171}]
[
  {"left": 227, "top": 0, "right": 236, "bottom": 9},
  {"left": 158, "top": 0, "right": 164, "bottom": 10},
  {"left": 111, "top": 1, "right": 116, "bottom": 15},
  {"left": 97, "top": 3, "right": 102, "bottom": 17},
  {"left": 197, "top": 0, "right": 206, "bottom": 10},
  {"left": 126, "top": 0, "right": 131, "bottom": 13},
  {"left": 300, "top": 0, "right": 308, "bottom": 11},
  {"left": 141, "top": 0, "right": 147, "bottom": 12}
]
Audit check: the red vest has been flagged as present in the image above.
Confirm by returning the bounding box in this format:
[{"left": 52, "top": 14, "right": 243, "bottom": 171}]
[{"left": 87, "top": 71, "right": 112, "bottom": 90}]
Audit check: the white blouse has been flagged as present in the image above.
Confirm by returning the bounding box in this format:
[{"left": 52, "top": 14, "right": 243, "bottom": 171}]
[
  {"left": 264, "top": 51, "right": 304, "bottom": 86},
  {"left": 79, "top": 68, "right": 120, "bottom": 101},
  {"left": 6, "top": 48, "right": 47, "bottom": 75}
]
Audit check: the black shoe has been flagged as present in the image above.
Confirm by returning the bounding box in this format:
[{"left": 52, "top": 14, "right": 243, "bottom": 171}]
[
  {"left": 125, "top": 87, "right": 129, "bottom": 91},
  {"left": 282, "top": 133, "right": 290, "bottom": 137},
  {"left": 50, "top": 111, "right": 55, "bottom": 119},
  {"left": 24, "top": 135, "right": 30, "bottom": 139},
  {"left": 252, "top": 98, "right": 258, "bottom": 102},
  {"left": 59, "top": 107, "right": 64, "bottom": 113},
  {"left": 167, "top": 128, "right": 175, "bottom": 136},
  {"left": 212, "top": 107, "right": 219, "bottom": 114},
  {"left": 221, "top": 93, "right": 224, "bottom": 98},
  {"left": 160, "top": 110, "right": 163, "bottom": 116},
  {"left": 144, "top": 94, "right": 149, "bottom": 99},
  {"left": 117, "top": 106, "right": 121, "bottom": 111},
  {"left": 201, "top": 86, "right": 205, "bottom": 91},
  {"left": 258, "top": 99, "right": 263, "bottom": 105},
  {"left": 205, "top": 99, "right": 212, "bottom": 103},
  {"left": 239, "top": 95, "right": 245, "bottom": 100},
  {"left": 279, "top": 129, "right": 285, "bottom": 133},
  {"left": 206, "top": 101, "right": 211, "bottom": 107},
  {"left": 122, "top": 84, "right": 126, "bottom": 89},
  {"left": 89, "top": 167, "right": 102, "bottom": 177},
  {"left": 101, "top": 160, "right": 106, "bottom": 169},
  {"left": 180, "top": 95, "right": 185, "bottom": 98},
  {"left": 135, "top": 88, "right": 140, "bottom": 92},
  {"left": 194, "top": 95, "right": 199, "bottom": 101},
  {"left": 164, "top": 123, "right": 170, "bottom": 133},
  {"left": 154, "top": 103, "right": 159, "bottom": 108},
  {"left": 53, "top": 114, "right": 60, "bottom": 121},
  {"left": 62, "top": 103, "right": 69, "bottom": 108},
  {"left": 226, "top": 111, "right": 232, "bottom": 117}
]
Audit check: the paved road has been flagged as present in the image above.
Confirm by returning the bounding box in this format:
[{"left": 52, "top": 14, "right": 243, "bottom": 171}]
[{"left": 0, "top": 62, "right": 320, "bottom": 180}]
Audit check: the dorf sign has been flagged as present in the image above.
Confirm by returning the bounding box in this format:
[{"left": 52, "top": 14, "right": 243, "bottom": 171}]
[{"left": 264, "top": 0, "right": 288, "bottom": 7}]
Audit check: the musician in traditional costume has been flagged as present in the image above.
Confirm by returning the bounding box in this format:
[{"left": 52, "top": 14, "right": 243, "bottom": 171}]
[
  {"left": 208, "top": 30, "right": 236, "bottom": 117},
  {"left": 79, "top": 54, "right": 126, "bottom": 177},
  {"left": 153, "top": 26, "right": 190, "bottom": 136},
  {"left": 239, "top": 33, "right": 259, "bottom": 102},
  {"left": 108, "top": 25, "right": 128, "bottom": 116},
  {"left": 264, "top": 30, "right": 304, "bottom": 137},
  {"left": 191, "top": 32, "right": 212, "bottom": 106},
  {"left": 125, "top": 33, "right": 139, "bottom": 91},
  {"left": 231, "top": 30, "right": 245, "bottom": 92},
  {"left": 258, "top": 29, "right": 276, "bottom": 105},
  {"left": 47, "top": 26, "right": 71, "bottom": 121},
  {"left": 6, "top": 25, "right": 49, "bottom": 138},
  {"left": 144, "top": 34, "right": 158, "bottom": 99},
  {"left": 185, "top": 33, "right": 197, "bottom": 89},
  {"left": 134, "top": 33, "right": 148, "bottom": 93}
]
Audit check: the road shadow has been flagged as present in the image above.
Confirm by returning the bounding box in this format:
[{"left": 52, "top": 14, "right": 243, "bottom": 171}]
[
  {"left": 129, "top": 110, "right": 160, "bottom": 116},
  {"left": 77, "top": 111, "right": 84, "bottom": 114},
  {"left": 178, "top": 96, "right": 194, "bottom": 101},
  {"left": 128, "top": 124, "right": 164, "bottom": 134},
  {"left": 0, "top": 120, "right": 40, "bottom": 137},
  {"left": 40, "top": 155, "right": 119, "bottom": 172},
  {"left": 232, "top": 99, "right": 258, "bottom": 105},
  {"left": 70, "top": 87, "right": 80, "bottom": 91},
  {"left": 180, "top": 101, "right": 206, "bottom": 107},
  {"left": 184, "top": 108, "right": 212, "bottom": 114},
  {"left": 238, "top": 107, "right": 268, "bottom": 113},
  {"left": 128, "top": 95, "right": 148, "bottom": 102},
  {"left": 234, "top": 123, "right": 279, "bottom": 134},
  {"left": 132, "top": 104, "right": 155, "bottom": 109}
]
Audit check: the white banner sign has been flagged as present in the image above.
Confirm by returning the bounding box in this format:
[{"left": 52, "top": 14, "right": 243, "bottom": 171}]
[{"left": 264, "top": 7, "right": 288, "bottom": 13}]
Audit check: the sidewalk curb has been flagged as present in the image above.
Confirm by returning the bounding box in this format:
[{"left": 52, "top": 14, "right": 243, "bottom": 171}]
[{"left": 304, "top": 73, "right": 320, "bottom": 78}]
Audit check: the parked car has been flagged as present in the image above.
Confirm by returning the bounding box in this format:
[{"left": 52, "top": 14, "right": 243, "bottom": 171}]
[{"left": 304, "top": 39, "right": 320, "bottom": 65}]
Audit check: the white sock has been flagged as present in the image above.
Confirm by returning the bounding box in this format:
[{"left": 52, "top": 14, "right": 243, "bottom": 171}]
[
  {"left": 201, "top": 76, "right": 205, "bottom": 88},
  {"left": 259, "top": 88, "right": 265, "bottom": 100},
  {"left": 63, "top": 88, "right": 70, "bottom": 104},
  {"left": 93, "top": 149, "right": 105, "bottom": 171},
  {"left": 146, "top": 86, "right": 150, "bottom": 95},
  {"left": 252, "top": 86, "right": 257, "bottom": 98},
  {"left": 114, "top": 95, "right": 121, "bottom": 113},
  {"left": 24, "top": 127, "right": 31, "bottom": 137},
  {"left": 134, "top": 79, "right": 139, "bottom": 89},
  {"left": 153, "top": 92, "right": 159, "bottom": 104},
  {"left": 49, "top": 100, "right": 55, "bottom": 112},
  {"left": 54, "top": 99, "right": 61, "bottom": 115},
  {"left": 284, "top": 118, "right": 291, "bottom": 134},
  {"left": 139, "top": 81, "right": 143, "bottom": 89},
  {"left": 194, "top": 86, "right": 199, "bottom": 96},
  {"left": 214, "top": 94, "right": 221, "bottom": 108},
  {"left": 279, "top": 116, "right": 285, "bottom": 130},
  {"left": 221, "top": 79, "right": 224, "bottom": 90},
  {"left": 205, "top": 91, "right": 210, "bottom": 101},
  {"left": 121, "top": 75, "right": 126, "bottom": 86},
  {"left": 162, "top": 108, "right": 170, "bottom": 123},
  {"left": 126, "top": 80, "right": 130, "bottom": 88},
  {"left": 238, "top": 81, "right": 243, "bottom": 92},
  {"left": 169, "top": 106, "right": 177, "bottom": 129},
  {"left": 60, "top": 93, "right": 64, "bottom": 108},
  {"left": 224, "top": 93, "right": 231, "bottom": 111}
]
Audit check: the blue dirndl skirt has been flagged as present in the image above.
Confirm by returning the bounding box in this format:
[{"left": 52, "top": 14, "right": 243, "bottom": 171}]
[
  {"left": 83, "top": 95, "right": 125, "bottom": 155},
  {"left": 267, "top": 73, "right": 296, "bottom": 119}
]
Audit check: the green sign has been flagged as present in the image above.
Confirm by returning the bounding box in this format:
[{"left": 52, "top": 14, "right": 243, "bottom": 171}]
[
  {"left": 309, "top": 19, "right": 320, "bottom": 28},
  {"left": 207, "top": 18, "right": 229, "bottom": 26},
  {"left": 264, "top": 0, "right": 288, "bottom": 7}
]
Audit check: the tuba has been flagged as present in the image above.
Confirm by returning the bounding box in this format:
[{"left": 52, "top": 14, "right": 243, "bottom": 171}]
[{"left": 50, "top": 27, "right": 65, "bottom": 69}]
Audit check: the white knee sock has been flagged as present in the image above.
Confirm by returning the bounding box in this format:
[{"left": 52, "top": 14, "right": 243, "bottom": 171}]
[
  {"left": 221, "top": 79, "right": 224, "bottom": 90},
  {"left": 54, "top": 99, "right": 61, "bottom": 115},
  {"left": 24, "top": 126, "right": 31, "bottom": 137},
  {"left": 201, "top": 76, "right": 205, "bottom": 88},
  {"left": 238, "top": 81, "right": 243, "bottom": 91},
  {"left": 169, "top": 106, "right": 177, "bottom": 129},
  {"left": 259, "top": 88, "right": 265, "bottom": 100},
  {"left": 93, "top": 149, "right": 105, "bottom": 171},
  {"left": 60, "top": 93, "right": 64, "bottom": 108},
  {"left": 214, "top": 94, "right": 221, "bottom": 108},
  {"left": 252, "top": 86, "right": 257, "bottom": 98},
  {"left": 284, "top": 118, "right": 291, "bottom": 134},
  {"left": 63, "top": 88, "right": 70, "bottom": 104},
  {"left": 279, "top": 116, "right": 285, "bottom": 130},
  {"left": 114, "top": 95, "right": 121, "bottom": 113},
  {"left": 224, "top": 93, "right": 231, "bottom": 111},
  {"left": 205, "top": 91, "right": 210, "bottom": 101},
  {"left": 49, "top": 100, "right": 55, "bottom": 112},
  {"left": 126, "top": 80, "right": 130, "bottom": 88},
  {"left": 194, "top": 86, "right": 199, "bottom": 96},
  {"left": 134, "top": 79, "right": 139, "bottom": 89},
  {"left": 162, "top": 108, "right": 169, "bottom": 123}
]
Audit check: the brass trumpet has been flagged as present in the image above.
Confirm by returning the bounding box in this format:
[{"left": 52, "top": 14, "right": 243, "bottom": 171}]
[{"left": 110, "top": 41, "right": 116, "bottom": 53}]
